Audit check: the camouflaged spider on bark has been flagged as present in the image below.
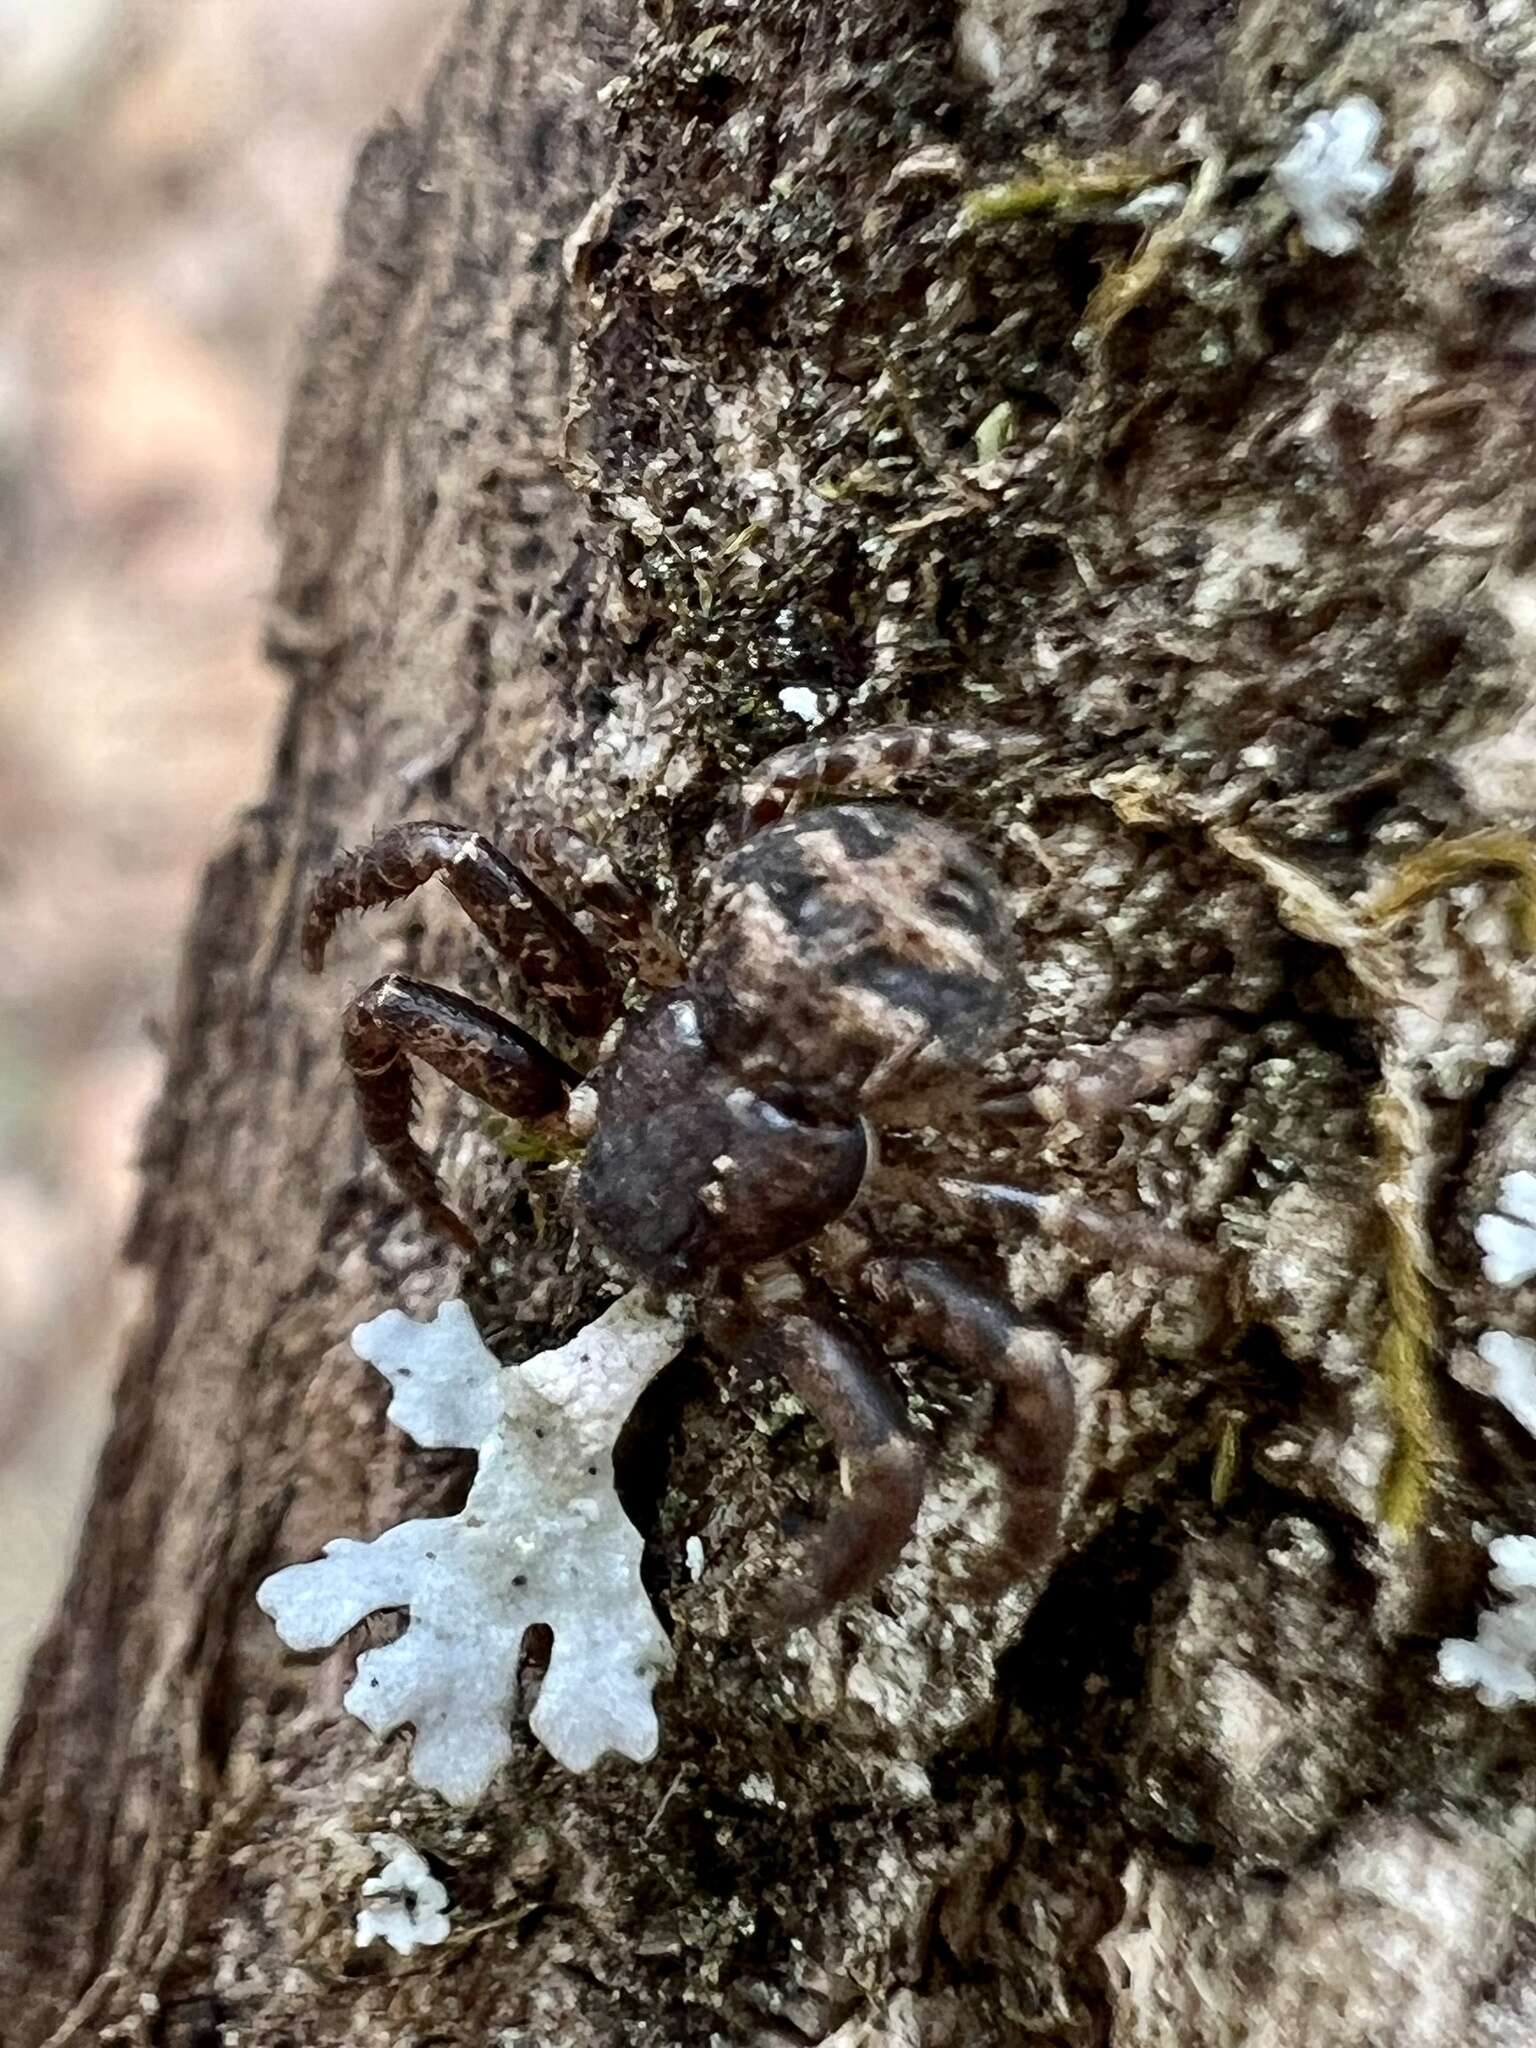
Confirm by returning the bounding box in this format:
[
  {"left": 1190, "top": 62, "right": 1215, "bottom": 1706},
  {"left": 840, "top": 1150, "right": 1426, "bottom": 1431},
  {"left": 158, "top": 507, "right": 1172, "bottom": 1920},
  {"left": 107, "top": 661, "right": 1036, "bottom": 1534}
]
[{"left": 304, "top": 724, "right": 1221, "bottom": 1623}]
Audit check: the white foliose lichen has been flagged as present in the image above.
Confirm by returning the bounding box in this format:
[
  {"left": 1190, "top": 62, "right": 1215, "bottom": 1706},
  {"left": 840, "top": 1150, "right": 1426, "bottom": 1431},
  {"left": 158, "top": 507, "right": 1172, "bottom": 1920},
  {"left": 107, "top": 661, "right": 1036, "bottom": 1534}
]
[
  {"left": 1475, "top": 1171, "right": 1536, "bottom": 1288},
  {"left": 1274, "top": 97, "right": 1392, "bottom": 256},
  {"left": 1454, "top": 1173, "right": 1536, "bottom": 1437},
  {"left": 778, "top": 685, "right": 823, "bottom": 725},
  {"left": 258, "top": 1289, "right": 690, "bottom": 1806},
  {"left": 1439, "top": 1536, "right": 1536, "bottom": 1708},
  {"left": 1440, "top": 1169, "right": 1536, "bottom": 1706},
  {"left": 1472, "top": 1330, "right": 1536, "bottom": 1441},
  {"left": 355, "top": 1833, "right": 451, "bottom": 1954}
]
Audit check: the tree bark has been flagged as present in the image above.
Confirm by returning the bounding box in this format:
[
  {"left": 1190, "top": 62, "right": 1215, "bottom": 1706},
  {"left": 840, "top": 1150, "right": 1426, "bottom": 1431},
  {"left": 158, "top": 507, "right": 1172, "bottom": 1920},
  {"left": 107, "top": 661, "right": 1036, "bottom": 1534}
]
[{"left": 7, "top": 0, "right": 1536, "bottom": 2042}]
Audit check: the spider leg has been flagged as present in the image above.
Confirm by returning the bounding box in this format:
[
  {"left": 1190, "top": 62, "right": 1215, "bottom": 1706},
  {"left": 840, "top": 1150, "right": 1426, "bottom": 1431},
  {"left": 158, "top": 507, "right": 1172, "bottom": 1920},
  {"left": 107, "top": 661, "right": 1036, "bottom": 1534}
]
[
  {"left": 976, "top": 1015, "right": 1229, "bottom": 1130},
  {"left": 739, "top": 722, "right": 1034, "bottom": 833},
  {"left": 497, "top": 815, "right": 683, "bottom": 988},
  {"left": 900, "top": 1175, "right": 1224, "bottom": 1279},
  {"left": 863, "top": 1149, "right": 1222, "bottom": 1277},
  {"left": 714, "top": 1276, "right": 926, "bottom": 1627},
  {"left": 343, "top": 974, "right": 577, "bottom": 1248},
  {"left": 858, "top": 1252, "right": 1075, "bottom": 1575},
  {"left": 304, "top": 821, "right": 616, "bottom": 1037}
]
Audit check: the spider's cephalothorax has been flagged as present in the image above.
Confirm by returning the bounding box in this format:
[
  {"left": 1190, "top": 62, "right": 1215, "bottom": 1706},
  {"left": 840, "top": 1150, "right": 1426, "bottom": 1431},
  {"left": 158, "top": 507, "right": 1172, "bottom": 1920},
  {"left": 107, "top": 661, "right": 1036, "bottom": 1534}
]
[
  {"left": 574, "top": 989, "right": 870, "bottom": 1288},
  {"left": 304, "top": 725, "right": 1211, "bottom": 1621},
  {"left": 577, "top": 802, "right": 1011, "bottom": 1286}
]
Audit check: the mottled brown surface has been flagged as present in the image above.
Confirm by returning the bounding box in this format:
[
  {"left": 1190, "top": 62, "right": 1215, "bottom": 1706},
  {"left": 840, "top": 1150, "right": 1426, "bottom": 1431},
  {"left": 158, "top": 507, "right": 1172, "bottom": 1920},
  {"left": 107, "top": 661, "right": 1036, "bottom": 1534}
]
[
  {"left": 0, "top": 0, "right": 626, "bottom": 2035},
  {"left": 694, "top": 799, "right": 1013, "bottom": 1109},
  {"left": 7, "top": 0, "right": 1536, "bottom": 2043}
]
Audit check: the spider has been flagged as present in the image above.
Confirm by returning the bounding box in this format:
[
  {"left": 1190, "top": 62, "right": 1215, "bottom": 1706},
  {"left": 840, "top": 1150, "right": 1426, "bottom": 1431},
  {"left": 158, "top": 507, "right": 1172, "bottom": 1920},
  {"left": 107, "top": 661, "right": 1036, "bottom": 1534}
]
[{"left": 304, "top": 725, "right": 1221, "bottom": 1622}]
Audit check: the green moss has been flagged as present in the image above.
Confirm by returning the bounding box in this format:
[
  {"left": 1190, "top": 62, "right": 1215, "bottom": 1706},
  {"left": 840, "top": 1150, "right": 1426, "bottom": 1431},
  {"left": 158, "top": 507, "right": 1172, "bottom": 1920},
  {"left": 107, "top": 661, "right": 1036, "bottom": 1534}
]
[
  {"left": 1210, "top": 1416, "right": 1242, "bottom": 1507},
  {"left": 1362, "top": 826, "right": 1536, "bottom": 951},
  {"left": 1369, "top": 1083, "right": 1447, "bottom": 1537},
  {"left": 482, "top": 1113, "right": 582, "bottom": 1166},
  {"left": 959, "top": 166, "right": 1163, "bottom": 228}
]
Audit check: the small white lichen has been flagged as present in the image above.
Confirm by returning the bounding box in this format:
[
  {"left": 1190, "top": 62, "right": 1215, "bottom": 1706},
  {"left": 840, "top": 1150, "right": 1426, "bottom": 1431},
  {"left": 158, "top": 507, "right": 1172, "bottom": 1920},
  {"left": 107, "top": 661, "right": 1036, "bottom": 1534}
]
[
  {"left": 355, "top": 1833, "right": 451, "bottom": 1954},
  {"left": 1474, "top": 1330, "right": 1536, "bottom": 1439},
  {"left": 778, "top": 685, "right": 823, "bottom": 725},
  {"left": 1440, "top": 1536, "right": 1536, "bottom": 1707},
  {"left": 1274, "top": 96, "right": 1392, "bottom": 256},
  {"left": 1476, "top": 1171, "right": 1536, "bottom": 1287},
  {"left": 258, "top": 1289, "right": 690, "bottom": 1806}
]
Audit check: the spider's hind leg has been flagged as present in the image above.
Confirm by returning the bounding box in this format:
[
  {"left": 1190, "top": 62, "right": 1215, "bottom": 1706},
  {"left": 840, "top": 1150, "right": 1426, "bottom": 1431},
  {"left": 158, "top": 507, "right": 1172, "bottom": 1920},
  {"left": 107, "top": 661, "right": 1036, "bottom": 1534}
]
[
  {"left": 858, "top": 1251, "right": 1076, "bottom": 1578},
  {"left": 343, "top": 975, "right": 578, "bottom": 1248},
  {"left": 740, "top": 722, "right": 1034, "bottom": 833},
  {"left": 715, "top": 1273, "right": 927, "bottom": 1629},
  {"left": 921, "top": 1177, "right": 1225, "bottom": 1280}
]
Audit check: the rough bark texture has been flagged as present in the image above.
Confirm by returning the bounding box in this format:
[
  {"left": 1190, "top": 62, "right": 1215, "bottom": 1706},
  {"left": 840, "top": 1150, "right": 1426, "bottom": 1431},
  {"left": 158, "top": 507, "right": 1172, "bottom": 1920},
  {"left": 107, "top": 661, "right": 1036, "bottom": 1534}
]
[{"left": 8, "top": 0, "right": 1536, "bottom": 2042}]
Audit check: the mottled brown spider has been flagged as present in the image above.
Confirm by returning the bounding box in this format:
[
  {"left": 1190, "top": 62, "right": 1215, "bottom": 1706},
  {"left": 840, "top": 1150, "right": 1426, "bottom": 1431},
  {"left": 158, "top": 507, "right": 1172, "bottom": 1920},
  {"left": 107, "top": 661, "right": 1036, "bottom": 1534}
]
[{"left": 305, "top": 725, "right": 1218, "bottom": 1622}]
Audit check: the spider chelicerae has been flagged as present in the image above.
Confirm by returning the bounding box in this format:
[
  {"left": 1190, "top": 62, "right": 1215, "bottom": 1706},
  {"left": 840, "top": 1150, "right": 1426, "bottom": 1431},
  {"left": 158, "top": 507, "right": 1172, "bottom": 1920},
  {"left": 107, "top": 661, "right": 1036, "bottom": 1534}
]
[{"left": 304, "top": 724, "right": 1220, "bottom": 1622}]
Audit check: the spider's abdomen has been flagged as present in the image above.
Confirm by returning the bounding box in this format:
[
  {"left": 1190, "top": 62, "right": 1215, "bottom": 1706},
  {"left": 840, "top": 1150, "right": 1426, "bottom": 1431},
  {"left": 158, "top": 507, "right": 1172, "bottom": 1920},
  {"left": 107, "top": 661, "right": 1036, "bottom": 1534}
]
[
  {"left": 576, "top": 994, "right": 867, "bottom": 1287},
  {"left": 691, "top": 804, "right": 1012, "bottom": 1112}
]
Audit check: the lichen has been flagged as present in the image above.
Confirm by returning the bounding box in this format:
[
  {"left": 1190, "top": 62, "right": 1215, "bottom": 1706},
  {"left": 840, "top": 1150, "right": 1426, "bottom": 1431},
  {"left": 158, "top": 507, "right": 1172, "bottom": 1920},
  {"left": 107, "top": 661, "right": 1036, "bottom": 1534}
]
[
  {"left": 1439, "top": 1536, "right": 1536, "bottom": 1708},
  {"left": 1475, "top": 1171, "right": 1536, "bottom": 1288},
  {"left": 258, "top": 1290, "right": 691, "bottom": 1806},
  {"left": 1274, "top": 98, "right": 1392, "bottom": 257},
  {"left": 1472, "top": 1330, "right": 1536, "bottom": 1440},
  {"left": 777, "top": 685, "right": 824, "bottom": 725},
  {"left": 354, "top": 1833, "right": 451, "bottom": 1954}
]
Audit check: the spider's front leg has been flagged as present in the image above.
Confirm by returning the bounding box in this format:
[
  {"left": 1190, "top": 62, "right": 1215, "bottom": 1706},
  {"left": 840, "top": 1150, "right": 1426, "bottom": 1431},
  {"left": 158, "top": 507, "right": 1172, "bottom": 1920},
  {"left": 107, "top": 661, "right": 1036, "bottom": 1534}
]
[
  {"left": 857, "top": 1251, "right": 1077, "bottom": 1576},
  {"left": 304, "top": 821, "right": 618, "bottom": 1037},
  {"left": 739, "top": 722, "right": 1034, "bottom": 833},
  {"left": 710, "top": 1271, "right": 927, "bottom": 1629},
  {"left": 343, "top": 975, "right": 578, "bottom": 1248}
]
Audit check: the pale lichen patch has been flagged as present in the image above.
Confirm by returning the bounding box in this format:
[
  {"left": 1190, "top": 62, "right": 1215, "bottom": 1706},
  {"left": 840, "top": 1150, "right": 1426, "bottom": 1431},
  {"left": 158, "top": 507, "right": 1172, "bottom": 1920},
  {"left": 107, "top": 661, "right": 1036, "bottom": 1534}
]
[
  {"left": 1274, "top": 98, "right": 1392, "bottom": 256},
  {"left": 1465, "top": 1331, "right": 1536, "bottom": 1440},
  {"left": 259, "top": 1290, "right": 690, "bottom": 1805},
  {"left": 354, "top": 1834, "right": 451, "bottom": 1955},
  {"left": 1439, "top": 1536, "right": 1536, "bottom": 1708},
  {"left": 1476, "top": 1172, "right": 1536, "bottom": 1288}
]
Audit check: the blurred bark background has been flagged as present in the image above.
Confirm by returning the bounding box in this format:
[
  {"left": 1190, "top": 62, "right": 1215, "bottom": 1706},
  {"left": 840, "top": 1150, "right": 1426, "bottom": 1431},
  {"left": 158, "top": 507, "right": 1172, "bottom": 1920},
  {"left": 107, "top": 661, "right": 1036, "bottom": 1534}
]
[
  {"left": 7, "top": 0, "right": 1536, "bottom": 2042},
  {"left": 0, "top": 0, "right": 445, "bottom": 1735}
]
